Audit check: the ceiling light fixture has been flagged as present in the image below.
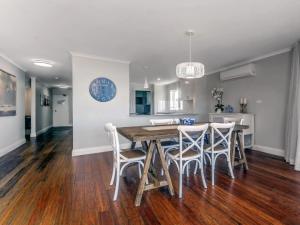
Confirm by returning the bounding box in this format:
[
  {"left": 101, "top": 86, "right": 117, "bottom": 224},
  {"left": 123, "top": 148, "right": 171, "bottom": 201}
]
[
  {"left": 176, "top": 30, "right": 205, "bottom": 79},
  {"left": 56, "top": 84, "right": 69, "bottom": 89},
  {"left": 157, "top": 78, "right": 161, "bottom": 81},
  {"left": 55, "top": 77, "right": 59, "bottom": 80},
  {"left": 33, "top": 59, "right": 53, "bottom": 68}
]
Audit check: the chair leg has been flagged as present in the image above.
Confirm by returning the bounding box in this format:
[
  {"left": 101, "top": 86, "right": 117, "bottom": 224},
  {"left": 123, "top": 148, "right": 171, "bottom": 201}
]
[
  {"left": 205, "top": 153, "right": 211, "bottom": 165},
  {"left": 138, "top": 163, "right": 142, "bottom": 178},
  {"left": 194, "top": 160, "right": 198, "bottom": 175},
  {"left": 186, "top": 163, "right": 190, "bottom": 177},
  {"left": 179, "top": 162, "right": 183, "bottom": 198},
  {"left": 110, "top": 163, "right": 116, "bottom": 185},
  {"left": 203, "top": 154, "right": 207, "bottom": 165},
  {"left": 113, "top": 165, "right": 120, "bottom": 201},
  {"left": 199, "top": 158, "right": 207, "bottom": 188},
  {"left": 152, "top": 149, "right": 156, "bottom": 164},
  {"left": 211, "top": 154, "right": 215, "bottom": 186},
  {"left": 227, "top": 154, "right": 235, "bottom": 179}
]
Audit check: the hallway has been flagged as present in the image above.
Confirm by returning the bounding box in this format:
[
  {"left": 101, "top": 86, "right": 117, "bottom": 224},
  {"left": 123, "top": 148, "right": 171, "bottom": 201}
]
[{"left": 1, "top": 128, "right": 300, "bottom": 225}]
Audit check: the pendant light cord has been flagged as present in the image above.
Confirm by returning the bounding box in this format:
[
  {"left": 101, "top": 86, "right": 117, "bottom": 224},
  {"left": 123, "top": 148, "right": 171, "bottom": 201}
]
[{"left": 189, "top": 33, "right": 192, "bottom": 64}]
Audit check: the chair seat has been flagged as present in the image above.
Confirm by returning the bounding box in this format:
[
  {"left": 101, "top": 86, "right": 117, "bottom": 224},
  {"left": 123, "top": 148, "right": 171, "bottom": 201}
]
[
  {"left": 167, "top": 148, "right": 200, "bottom": 159},
  {"left": 121, "top": 149, "right": 146, "bottom": 160},
  {"left": 204, "top": 144, "right": 228, "bottom": 152}
]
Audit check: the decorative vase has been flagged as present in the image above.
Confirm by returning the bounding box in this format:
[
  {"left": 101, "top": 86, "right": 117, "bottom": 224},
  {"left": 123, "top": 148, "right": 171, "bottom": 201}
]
[{"left": 216, "top": 108, "right": 222, "bottom": 113}]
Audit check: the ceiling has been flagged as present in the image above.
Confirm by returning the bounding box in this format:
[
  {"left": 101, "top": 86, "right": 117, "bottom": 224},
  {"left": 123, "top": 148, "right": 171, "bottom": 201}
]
[{"left": 1, "top": 0, "right": 300, "bottom": 86}]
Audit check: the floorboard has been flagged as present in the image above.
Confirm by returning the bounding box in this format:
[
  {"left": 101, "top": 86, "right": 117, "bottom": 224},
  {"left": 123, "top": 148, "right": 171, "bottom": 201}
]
[{"left": 0, "top": 128, "right": 299, "bottom": 225}]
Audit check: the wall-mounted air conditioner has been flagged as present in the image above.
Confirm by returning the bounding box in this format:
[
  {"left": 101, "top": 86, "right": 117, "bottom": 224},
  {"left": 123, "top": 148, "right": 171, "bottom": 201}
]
[{"left": 220, "top": 63, "right": 256, "bottom": 81}]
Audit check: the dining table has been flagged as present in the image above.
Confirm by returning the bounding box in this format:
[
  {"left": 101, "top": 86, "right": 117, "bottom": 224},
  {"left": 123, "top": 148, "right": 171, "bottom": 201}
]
[{"left": 117, "top": 123, "right": 249, "bottom": 206}]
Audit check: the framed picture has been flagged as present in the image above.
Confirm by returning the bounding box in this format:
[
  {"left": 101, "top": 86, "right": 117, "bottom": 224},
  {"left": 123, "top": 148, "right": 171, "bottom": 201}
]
[
  {"left": 40, "top": 93, "right": 44, "bottom": 106},
  {"left": 44, "top": 95, "right": 50, "bottom": 106},
  {"left": 0, "top": 69, "right": 16, "bottom": 116}
]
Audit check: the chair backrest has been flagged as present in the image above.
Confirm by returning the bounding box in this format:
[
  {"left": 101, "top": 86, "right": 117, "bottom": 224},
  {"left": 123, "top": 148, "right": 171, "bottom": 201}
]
[
  {"left": 173, "top": 118, "right": 180, "bottom": 124},
  {"left": 150, "top": 118, "right": 174, "bottom": 125},
  {"left": 104, "top": 123, "right": 120, "bottom": 157},
  {"left": 176, "top": 124, "right": 209, "bottom": 158},
  {"left": 223, "top": 117, "right": 244, "bottom": 125},
  {"left": 210, "top": 122, "right": 235, "bottom": 151}
]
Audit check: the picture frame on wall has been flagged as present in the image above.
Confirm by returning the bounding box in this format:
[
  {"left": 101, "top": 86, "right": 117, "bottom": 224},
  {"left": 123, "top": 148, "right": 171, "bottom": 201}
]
[
  {"left": 40, "top": 93, "right": 44, "bottom": 106},
  {"left": 0, "top": 69, "right": 17, "bottom": 116}
]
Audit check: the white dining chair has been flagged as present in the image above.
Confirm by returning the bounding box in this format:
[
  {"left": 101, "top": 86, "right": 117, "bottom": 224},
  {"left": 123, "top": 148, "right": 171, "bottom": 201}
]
[
  {"left": 149, "top": 118, "right": 180, "bottom": 164},
  {"left": 204, "top": 122, "right": 235, "bottom": 185},
  {"left": 166, "top": 124, "right": 208, "bottom": 198},
  {"left": 104, "top": 123, "right": 146, "bottom": 201}
]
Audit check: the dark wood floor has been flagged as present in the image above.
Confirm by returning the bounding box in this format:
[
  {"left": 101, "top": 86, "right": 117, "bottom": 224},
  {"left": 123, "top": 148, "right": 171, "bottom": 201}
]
[{"left": 1, "top": 128, "right": 300, "bottom": 225}]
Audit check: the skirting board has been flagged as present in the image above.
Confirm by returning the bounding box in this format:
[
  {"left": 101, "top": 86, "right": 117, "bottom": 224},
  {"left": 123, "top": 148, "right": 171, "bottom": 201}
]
[
  {"left": 73, "top": 143, "right": 285, "bottom": 158},
  {"left": 252, "top": 145, "right": 285, "bottom": 157},
  {"left": 0, "top": 138, "right": 26, "bottom": 158},
  {"left": 72, "top": 142, "right": 136, "bottom": 157},
  {"left": 36, "top": 125, "right": 53, "bottom": 136}
]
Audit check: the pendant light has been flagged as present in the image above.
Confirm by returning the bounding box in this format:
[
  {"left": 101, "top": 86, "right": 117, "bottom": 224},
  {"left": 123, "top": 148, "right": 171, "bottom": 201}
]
[
  {"left": 176, "top": 30, "right": 205, "bottom": 79},
  {"left": 144, "top": 77, "right": 149, "bottom": 89}
]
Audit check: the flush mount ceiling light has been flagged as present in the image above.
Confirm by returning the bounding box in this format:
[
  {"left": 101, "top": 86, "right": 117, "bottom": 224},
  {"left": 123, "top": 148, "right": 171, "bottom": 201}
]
[
  {"left": 33, "top": 59, "right": 53, "bottom": 68},
  {"left": 176, "top": 30, "right": 205, "bottom": 79},
  {"left": 56, "top": 84, "right": 69, "bottom": 89}
]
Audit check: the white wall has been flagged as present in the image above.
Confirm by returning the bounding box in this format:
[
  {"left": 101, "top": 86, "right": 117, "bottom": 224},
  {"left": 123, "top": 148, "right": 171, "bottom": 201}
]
[
  {"left": 72, "top": 55, "right": 200, "bottom": 156},
  {"left": 0, "top": 56, "right": 26, "bottom": 157},
  {"left": 210, "top": 52, "right": 291, "bottom": 152},
  {"left": 72, "top": 55, "right": 130, "bottom": 150},
  {"left": 35, "top": 82, "right": 53, "bottom": 134}
]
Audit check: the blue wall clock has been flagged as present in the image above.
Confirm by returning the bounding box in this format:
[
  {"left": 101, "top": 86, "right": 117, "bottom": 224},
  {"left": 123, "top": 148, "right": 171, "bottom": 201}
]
[{"left": 89, "top": 77, "right": 117, "bottom": 102}]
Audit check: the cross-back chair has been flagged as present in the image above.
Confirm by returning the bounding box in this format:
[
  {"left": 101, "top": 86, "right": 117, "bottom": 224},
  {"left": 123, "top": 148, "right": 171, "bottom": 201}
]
[
  {"left": 204, "top": 122, "right": 235, "bottom": 185},
  {"left": 166, "top": 124, "right": 208, "bottom": 198},
  {"left": 104, "top": 123, "right": 146, "bottom": 201}
]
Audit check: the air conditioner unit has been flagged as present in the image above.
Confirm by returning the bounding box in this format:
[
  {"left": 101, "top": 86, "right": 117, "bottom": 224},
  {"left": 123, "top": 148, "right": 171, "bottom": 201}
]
[{"left": 220, "top": 63, "right": 256, "bottom": 81}]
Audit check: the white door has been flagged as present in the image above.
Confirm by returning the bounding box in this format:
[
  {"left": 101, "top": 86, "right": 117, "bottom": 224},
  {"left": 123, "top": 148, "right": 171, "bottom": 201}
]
[{"left": 53, "top": 94, "right": 70, "bottom": 127}]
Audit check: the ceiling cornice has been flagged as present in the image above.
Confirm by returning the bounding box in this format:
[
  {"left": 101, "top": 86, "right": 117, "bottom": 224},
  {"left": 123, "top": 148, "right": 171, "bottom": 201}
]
[
  {"left": 0, "top": 53, "right": 26, "bottom": 72},
  {"left": 206, "top": 47, "right": 291, "bottom": 75},
  {"left": 69, "top": 51, "right": 130, "bottom": 64}
]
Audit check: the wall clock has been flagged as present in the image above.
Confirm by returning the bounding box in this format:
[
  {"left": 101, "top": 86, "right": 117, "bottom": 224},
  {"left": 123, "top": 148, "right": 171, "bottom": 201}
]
[{"left": 89, "top": 77, "right": 117, "bottom": 102}]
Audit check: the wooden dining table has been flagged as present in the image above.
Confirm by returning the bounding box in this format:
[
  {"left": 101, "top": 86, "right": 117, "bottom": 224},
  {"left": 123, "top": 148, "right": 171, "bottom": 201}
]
[{"left": 117, "top": 123, "right": 249, "bottom": 206}]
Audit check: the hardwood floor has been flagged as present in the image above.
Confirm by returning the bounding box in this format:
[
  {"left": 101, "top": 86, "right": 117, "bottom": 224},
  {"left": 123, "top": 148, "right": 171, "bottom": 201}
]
[{"left": 1, "top": 128, "right": 300, "bottom": 225}]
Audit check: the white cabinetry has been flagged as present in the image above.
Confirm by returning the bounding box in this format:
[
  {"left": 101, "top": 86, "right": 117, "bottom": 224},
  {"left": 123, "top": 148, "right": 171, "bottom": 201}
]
[{"left": 208, "top": 113, "right": 255, "bottom": 148}]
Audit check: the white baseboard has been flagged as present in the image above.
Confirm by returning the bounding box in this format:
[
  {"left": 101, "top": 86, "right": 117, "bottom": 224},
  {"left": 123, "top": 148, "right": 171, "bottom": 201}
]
[
  {"left": 53, "top": 124, "right": 72, "bottom": 127},
  {"left": 72, "top": 143, "right": 133, "bottom": 157},
  {"left": 36, "top": 125, "right": 53, "bottom": 136},
  {"left": 0, "top": 138, "right": 26, "bottom": 158},
  {"left": 252, "top": 145, "right": 285, "bottom": 157}
]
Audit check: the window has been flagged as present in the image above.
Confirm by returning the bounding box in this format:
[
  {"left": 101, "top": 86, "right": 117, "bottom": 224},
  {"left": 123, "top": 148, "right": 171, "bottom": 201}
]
[{"left": 169, "top": 89, "right": 183, "bottom": 111}]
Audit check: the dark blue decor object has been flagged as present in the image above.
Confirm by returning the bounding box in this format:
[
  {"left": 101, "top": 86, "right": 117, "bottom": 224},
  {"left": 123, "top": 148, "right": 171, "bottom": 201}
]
[
  {"left": 180, "top": 118, "right": 196, "bottom": 125},
  {"left": 224, "top": 105, "right": 234, "bottom": 113},
  {"left": 89, "top": 77, "right": 117, "bottom": 102}
]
